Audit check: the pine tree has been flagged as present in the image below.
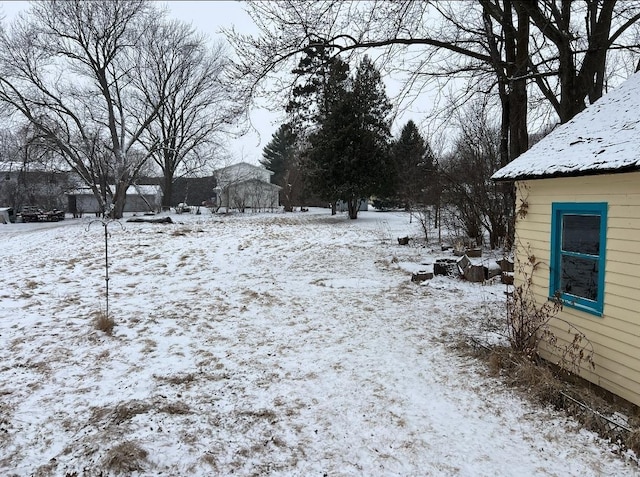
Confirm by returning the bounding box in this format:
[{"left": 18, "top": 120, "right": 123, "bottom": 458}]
[
  {"left": 390, "top": 120, "right": 436, "bottom": 211},
  {"left": 286, "top": 44, "right": 348, "bottom": 137},
  {"left": 260, "top": 124, "right": 297, "bottom": 187},
  {"left": 307, "top": 56, "right": 392, "bottom": 219},
  {"left": 260, "top": 123, "right": 303, "bottom": 212},
  {"left": 304, "top": 56, "right": 352, "bottom": 213}
]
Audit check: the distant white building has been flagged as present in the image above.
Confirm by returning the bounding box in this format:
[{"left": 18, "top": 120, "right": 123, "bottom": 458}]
[
  {"left": 66, "top": 184, "right": 162, "bottom": 216},
  {"left": 337, "top": 199, "right": 368, "bottom": 213},
  {"left": 214, "top": 162, "right": 281, "bottom": 213},
  {"left": 0, "top": 207, "right": 14, "bottom": 224}
]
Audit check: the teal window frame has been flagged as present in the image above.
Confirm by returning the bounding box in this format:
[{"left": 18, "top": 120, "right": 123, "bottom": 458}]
[{"left": 549, "top": 202, "right": 607, "bottom": 316}]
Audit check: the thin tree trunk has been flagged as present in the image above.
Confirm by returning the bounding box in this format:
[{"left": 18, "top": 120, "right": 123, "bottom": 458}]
[{"left": 348, "top": 198, "right": 358, "bottom": 219}]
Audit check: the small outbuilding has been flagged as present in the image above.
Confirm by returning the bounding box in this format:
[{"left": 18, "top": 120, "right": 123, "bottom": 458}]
[
  {"left": 493, "top": 72, "right": 640, "bottom": 406},
  {"left": 67, "top": 184, "right": 162, "bottom": 216}
]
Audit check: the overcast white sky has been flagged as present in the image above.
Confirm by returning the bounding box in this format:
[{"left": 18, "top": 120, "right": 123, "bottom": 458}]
[{"left": 163, "top": 1, "right": 281, "bottom": 165}]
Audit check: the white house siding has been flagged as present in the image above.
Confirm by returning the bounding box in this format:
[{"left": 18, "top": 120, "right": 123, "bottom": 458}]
[
  {"left": 216, "top": 163, "right": 272, "bottom": 189},
  {"left": 514, "top": 171, "right": 640, "bottom": 405},
  {"left": 222, "top": 180, "right": 280, "bottom": 212},
  {"left": 68, "top": 185, "right": 162, "bottom": 215},
  {"left": 215, "top": 163, "right": 280, "bottom": 212}
]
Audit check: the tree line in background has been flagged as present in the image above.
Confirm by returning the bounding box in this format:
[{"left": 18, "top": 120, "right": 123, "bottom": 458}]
[
  {"left": 232, "top": 0, "right": 640, "bottom": 247},
  {"left": 1, "top": 0, "right": 639, "bottom": 248},
  {"left": 0, "top": 0, "right": 239, "bottom": 218},
  {"left": 258, "top": 46, "right": 522, "bottom": 247}
]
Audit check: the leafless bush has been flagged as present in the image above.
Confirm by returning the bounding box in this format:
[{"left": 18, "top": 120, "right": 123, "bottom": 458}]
[
  {"left": 508, "top": 245, "right": 595, "bottom": 374},
  {"left": 414, "top": 206, "right": 433, "bottom": 242}
]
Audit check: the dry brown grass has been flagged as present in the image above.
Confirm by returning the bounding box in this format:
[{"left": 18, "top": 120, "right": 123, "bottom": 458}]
[
  {"left": 237, "top": 408, "right": 277, "bottom": 421},
  {"left": 60, "top": 295, "right": 81, "bottom": 305},
  {"left": 628, "top": 430, "right": 640, "bottom": 455},
  {"left": 159, "top": 401, "right": 191, "bottom": 415},
  {"left": 156, "top": 373, "right": 196, "bottom": 386},
  {"left": 93, "top": 312, "right": 115, "bottom": 335},
  {"left": 140, "top": 339, "right": 157, "bottom": 354},
  {"left": 461, "top": 340, "right": 640, "bottom": 457},
  {"left": 171, "top": 228, "right": 191, "bottom": 236},
  {"left": 103, "top": 441, "right": 148, "bottom": 474},
  {"left": 65, "top": 257, "right": 82, "bottom": 270},
  {"left": 111, "top": 400, "right": 153, "bottom": 424},
  {"left": 201, "top": 451, "right": 220, "bottom": 470}
]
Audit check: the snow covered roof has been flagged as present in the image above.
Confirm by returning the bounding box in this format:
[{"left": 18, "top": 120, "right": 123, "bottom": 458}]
[
  {"left": 492, "top": 71, "right": 640, "bottom": 181},
  {"left": 216, "top": 162, "right": 274, "bottom": 175},
  {"left": 67, "top": 184, "right": 161, "bottom": 195}
]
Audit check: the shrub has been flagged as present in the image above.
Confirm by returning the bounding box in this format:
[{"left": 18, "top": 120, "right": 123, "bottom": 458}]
[
  {"left": 103, "top": 441, "right": 148, "bottom": 474},
  {"left": 94, "top": 311, "right": 115, "bottom": 336},
  {"left": 507, "top": 245, "right": 594, "bottom": 374}
]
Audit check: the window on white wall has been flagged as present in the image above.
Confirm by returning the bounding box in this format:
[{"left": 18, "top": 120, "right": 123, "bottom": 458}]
[{"left": 549, "top": 202, "right": 607, "bottom": 316}]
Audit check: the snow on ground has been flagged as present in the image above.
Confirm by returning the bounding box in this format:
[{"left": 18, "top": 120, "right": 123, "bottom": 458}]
[{"left": 0, "top": 209, "right": 638, "bottom": 476}]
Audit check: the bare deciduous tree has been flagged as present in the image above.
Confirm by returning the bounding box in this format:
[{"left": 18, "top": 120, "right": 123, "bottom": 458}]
[
  {"left": 226, "top": 1, "right": 640, "bottom": 161},
  {"left": 138, "top": 19, "right": 239, "bottom": 210},
  {"left": 442, "top": 101, "right": 510, "bottom": 249},
  {"left": 0, "top": 0, "right": 165, "bottom": 218},
  {"left": 521, "top": 1, "right": 640, "bottom": 123}
]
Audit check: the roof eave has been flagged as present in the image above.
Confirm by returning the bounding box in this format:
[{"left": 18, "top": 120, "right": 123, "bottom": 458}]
[{"left": 493, "top": 164, "right": 640, "bottom": 182}]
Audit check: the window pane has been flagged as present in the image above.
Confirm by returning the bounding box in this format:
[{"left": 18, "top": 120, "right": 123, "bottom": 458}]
[
  {"left": 562, "top": 214, "right": 600, "bottom": 255},
  {"left": 560, "top": 255, "right": 598, "bottom": 301}
]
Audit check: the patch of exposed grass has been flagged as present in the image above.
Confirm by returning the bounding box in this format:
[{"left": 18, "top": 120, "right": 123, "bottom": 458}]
[
  {"left": 60, "top": 295, "right": 80, "bottom": 306},
  {"left": 159, "top": 401, "right": 191, "bottom": 415},
  {"left": 461, "top": 340, "right": 640, "bottom": 458},
  {"left": 237, "top": 408, "right": 277, "bottom": 421},
  {"left": 156, "top": 373, "right": 196, "bottom": 386},
  {"left": 93, "top": 311, "right": 115, "bottom": 335},
  {"left": 103, "top": 441, "right": 148, "bottom": 474},
  {"left": 65, "top": 257, "right": 82, "bottom": 270},
  {"left": 140, "top": 339, "right": 157, "bottom": 354},
  {"left": 201, "top": 451, "right": 220, "bottom": 470},
  {"left": 171, "top": 228, "right": 191, "bottom": 236},
  {"left": 110, "top": 401, "right": 153, "bottom": 425}
]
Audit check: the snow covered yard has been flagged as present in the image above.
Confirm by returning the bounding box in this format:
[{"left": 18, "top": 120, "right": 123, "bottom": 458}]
[{"left": 0, "top": 209, "right": 637, "bottom": 476}]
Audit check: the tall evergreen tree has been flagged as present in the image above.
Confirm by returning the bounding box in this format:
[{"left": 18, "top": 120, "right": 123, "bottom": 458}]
[
  {"left": 390, "top": 120, "right": 436, "bottom": 211},
  {"left": 260, "top": 123, "right": 305, "bottom": 212},
  {"left": 260, "top": 124, "right": 297, "bottom": 187},
  {"left": 307, "top": 56, "right": 393, "bottom": 219},
  {"left": 286, "top": 44, "right": 350, "bottom": 140}
]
